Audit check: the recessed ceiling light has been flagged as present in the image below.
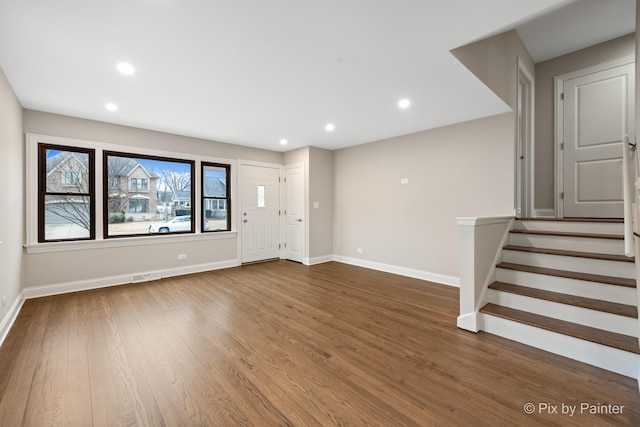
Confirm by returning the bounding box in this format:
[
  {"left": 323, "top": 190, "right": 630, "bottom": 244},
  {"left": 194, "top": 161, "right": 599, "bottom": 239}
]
[
  {"left": 280, "top": 139, "right": 288, "bottom": 145},
  {"left": 325, "top": 123, "right": 335, "bottom": 132},
  {"left": 116, "top": 62, "right": 135, "bottom": 75},
  {"left": 398, "top": 99, "right": 411, "bottom": 109},
  {"left": 105, "top": 102, "right": 118, "bottom": 111}
]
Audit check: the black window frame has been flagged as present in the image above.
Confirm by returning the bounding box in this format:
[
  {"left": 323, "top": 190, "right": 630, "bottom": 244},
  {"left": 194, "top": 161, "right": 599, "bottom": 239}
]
[
  {"left": 103, "top": 150, "right": 195, "bottom": 238},
  {"left": 201, "top": 162, "right": 231, "bottom": 232},
  {"left": 38, "top": 143, "right": 96, "bottom": 243}
]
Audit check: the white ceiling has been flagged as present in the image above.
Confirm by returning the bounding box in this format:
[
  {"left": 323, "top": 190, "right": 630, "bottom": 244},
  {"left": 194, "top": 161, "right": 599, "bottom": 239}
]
[
  {"left": 517, "top": 0, "right": 636, "bottom": 63},
  {"left": 0, "top": 0, "right": 635, "bottom": 152}
]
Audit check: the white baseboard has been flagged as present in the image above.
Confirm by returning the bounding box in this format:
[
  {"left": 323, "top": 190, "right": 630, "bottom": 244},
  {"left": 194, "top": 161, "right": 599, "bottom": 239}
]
[
  {"left": 161, "top": 259, "right": 240, "bottom": 279},
  {"left": 305, "top": 255, "right": 334, "bottom": 266},
  {"left": 533, "top": 209, "right": 555, "bottom": 218},
  {"left": 333, "top": 255, "right": 460, "bottom": 287},
  {"left": 23, "top": 274, "right": 134, "bottom": 299},
  {"left": 457, "top": 312, "right": 480, "bottom": 332},
  {"left": 0, "top": 292, "right": 25, "bottom": 348},
  {"left": 23, "top": 259, "right": 240, "bottom": 300}
]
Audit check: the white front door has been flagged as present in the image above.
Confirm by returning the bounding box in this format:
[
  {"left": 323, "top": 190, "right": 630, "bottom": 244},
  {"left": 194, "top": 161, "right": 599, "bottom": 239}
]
[
  {"left": 284, "top": 164, "right": 304, "bottom": 263},
  {"left": 561, "top": 61, "right": 634, "bottom": 218},
  {"left": 241, "top": 164, "right": 281, "bottom": 263}
]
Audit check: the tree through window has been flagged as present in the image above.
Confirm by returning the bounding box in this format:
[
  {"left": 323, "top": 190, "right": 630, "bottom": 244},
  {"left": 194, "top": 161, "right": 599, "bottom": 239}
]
[
  {"left": 104, "top": 151, "right": 194, "bottom": 237},
  {"left": 39, "top": 144, "right": 95, "bottom": 242}
]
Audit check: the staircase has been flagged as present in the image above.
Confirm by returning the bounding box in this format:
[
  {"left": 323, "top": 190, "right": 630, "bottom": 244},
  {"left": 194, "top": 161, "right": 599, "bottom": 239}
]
[{"left": 479, "top": 218, "right": 640, "bottom": 379}]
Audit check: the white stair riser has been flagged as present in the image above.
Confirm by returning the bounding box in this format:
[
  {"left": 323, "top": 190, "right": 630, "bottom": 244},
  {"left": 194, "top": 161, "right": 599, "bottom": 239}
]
[
  {"left": 495, "top": 268, "right": 635, "bottom": 305},
  {"left": 487, "top": 290, "right": 637, "bottom": 336},
  {"left": 502, "top": 250, "right": 634, "bottom": 279},
  {"left": 509, "top": 233, "right": 625, "bottom": 255},
  {"left": 515, "top": 220, "right": 624, "bottom": 235},
  {"left": 480, "top": 314, "right": 639, "bottom": 379}
]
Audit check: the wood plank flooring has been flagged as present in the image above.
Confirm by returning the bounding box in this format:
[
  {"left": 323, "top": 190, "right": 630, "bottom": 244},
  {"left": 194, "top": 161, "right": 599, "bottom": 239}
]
[{"left": 0, "top": 260, "right": 639, "bottom": 426}]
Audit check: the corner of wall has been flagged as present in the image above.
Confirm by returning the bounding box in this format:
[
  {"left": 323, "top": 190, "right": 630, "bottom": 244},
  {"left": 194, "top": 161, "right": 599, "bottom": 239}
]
[{"left": 0, "top": 66, "right": 25, "bottom": 347}]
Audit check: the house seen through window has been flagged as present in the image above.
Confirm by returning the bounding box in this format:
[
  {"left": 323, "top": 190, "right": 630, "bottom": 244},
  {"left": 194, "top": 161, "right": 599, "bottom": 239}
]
[
  {"left": 202, "top": 163, "right": 231, "bottom": 232},
  {"left": 35, "top": 140, "right": 230, "bottom": 243},
  {"left": 39, "top": 144, "right": 95, "bottom": 242},
  {"left": 105, "top": 151, "right": 194, "bottom": 237}
]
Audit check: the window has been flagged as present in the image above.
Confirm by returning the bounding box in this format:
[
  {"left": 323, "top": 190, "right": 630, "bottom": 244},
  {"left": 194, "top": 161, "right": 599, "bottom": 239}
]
[
  {"left": 39, "top": 144, "right": 95, "bottom": 242},
  {"left": 108, "top": 177, "right": 119, "bottom": 191},
  {"left": 129, "top": 198, "right": 149, "bottom": 213},
  {"left": 64, "top": 171, "right": 80, "bottom": 185},
  {"left": 202, "top": 163, "right": 231, "bottom": 231},
  {"left": 28, "top": 134, "right": 234, "bottom": 250},
  {"left": 130, "top": 178, "right": 148, "bottom": 191},
  {"left": 104, "top": 151, "right": 194, "bottom": 237}
]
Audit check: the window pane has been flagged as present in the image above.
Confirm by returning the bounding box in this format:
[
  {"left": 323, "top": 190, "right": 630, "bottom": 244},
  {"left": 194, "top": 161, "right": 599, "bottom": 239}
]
[
  {"left": 46, "top": 149, "right": 90, "bottom": 194},
  {"left": 202, "top": 162, "right": 230, "bottom": 233},
  {"left": 40, "top": 145, "right": 94, "bottom": 242},
  {"left": 44, "top": 195, "right": 91, "bottom": 240},
  {"left": 105, "top": 152, "right": 193, "bottom": 237},
  {"left": 129, "top": 198, "right": 149, "bottom": 213},
  {"left": 203, "top": 166, "right": 227, "bottom": 197},
  {"left": 202, "top": 205, "right": 227, "bottom": 231}
]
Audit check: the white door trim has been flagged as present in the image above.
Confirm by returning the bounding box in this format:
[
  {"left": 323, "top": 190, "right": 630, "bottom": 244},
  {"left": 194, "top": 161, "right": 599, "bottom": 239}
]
[
  {"left": 554, "top": 55, "right": 635, "bottom": 218},
  {"left": 238, "top": 159, "right": 284, "bottom": 262},
  {"left": 516, "top": 56, "right": 535, "bottom": 218}
]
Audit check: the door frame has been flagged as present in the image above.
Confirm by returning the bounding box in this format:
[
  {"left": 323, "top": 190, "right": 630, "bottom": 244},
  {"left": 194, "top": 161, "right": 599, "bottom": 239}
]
[
  {"left": 237, "top": 159, "right": 284, "bottom": 263},
  {"left": 554, "top": 55, "right": 635, "bottom": 218},
  {"left": 515, "top": 56, "right": 534, "bottom": 218}
]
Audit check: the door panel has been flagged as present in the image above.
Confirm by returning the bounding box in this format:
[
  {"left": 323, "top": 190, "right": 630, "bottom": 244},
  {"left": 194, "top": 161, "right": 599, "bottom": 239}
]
[
  {"left": 241, "top": 164, "right": 280, "bottom": 263},
  {"left": 577, "top": 159, "right": 623, "bottom": 202},
  {"left": 563, "top": 63, "right": 634, "bottom": 218},
  {"left": 285, "top": 164, "right": 304, "bottom": 263}
]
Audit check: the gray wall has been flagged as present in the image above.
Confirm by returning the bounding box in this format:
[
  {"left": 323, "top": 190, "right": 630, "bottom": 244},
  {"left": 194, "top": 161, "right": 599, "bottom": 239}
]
[
  {"left": 24, "top": 110, "right": 283, "bottom": 164},
  {"left": 534, "top": 33, "right": 636, "bottom": 210},
  {"left": 451, "top": 30, "right": 534, "bottom": 110},
  {"left": 333, "top": 112, "right": 515, "bottom": 279},
  {"left": 309, "top": 147, "right": 334, "bottom": 260},
  {"left": 22, "top": 110, "right": 283, "bottom": 288},
  {"left": 0, "top": 67, "right": 24, "bottom": 322}
]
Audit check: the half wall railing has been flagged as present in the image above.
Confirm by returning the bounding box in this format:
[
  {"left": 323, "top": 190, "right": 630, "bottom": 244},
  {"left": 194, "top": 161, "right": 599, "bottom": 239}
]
[{"left": 623, "top": 135, "right": 636, "bottom": 258}]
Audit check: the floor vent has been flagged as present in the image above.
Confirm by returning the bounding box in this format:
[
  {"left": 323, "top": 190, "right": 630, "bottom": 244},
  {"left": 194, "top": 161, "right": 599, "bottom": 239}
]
[{"left": 132, "top": 272, "right": 162, "bottom": 283}]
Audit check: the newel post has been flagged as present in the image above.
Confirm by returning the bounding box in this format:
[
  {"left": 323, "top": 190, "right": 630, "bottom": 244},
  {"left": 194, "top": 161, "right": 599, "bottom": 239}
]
[{"left": 456, "top": 216, "right": 514, "bottom": 332}]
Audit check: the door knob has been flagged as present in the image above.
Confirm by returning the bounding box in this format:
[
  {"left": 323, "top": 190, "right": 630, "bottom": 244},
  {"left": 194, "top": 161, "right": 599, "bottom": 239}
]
[
  {"left": 243, "top": 219, "right": 248, "bottom": 223},
  {"left": 296, "top": 218, "right": 302, "bottom": 222}
]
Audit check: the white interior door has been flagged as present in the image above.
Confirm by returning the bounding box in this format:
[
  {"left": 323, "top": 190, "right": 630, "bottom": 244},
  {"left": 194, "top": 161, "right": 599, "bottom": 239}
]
[
  {"left": 285, "top": 164, "right": 304, "bottom": 263},
  {"left": 241, "top": 164, "right": 280, "bottom": 263},
  {"left": 562, "top": 62, "right": 634, "bottom": 218}
]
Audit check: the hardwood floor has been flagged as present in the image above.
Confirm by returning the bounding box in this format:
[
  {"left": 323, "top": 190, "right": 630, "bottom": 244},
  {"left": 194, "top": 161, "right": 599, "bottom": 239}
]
[{"left": 0, "top": 260, "right": 638, "bottom": 426}]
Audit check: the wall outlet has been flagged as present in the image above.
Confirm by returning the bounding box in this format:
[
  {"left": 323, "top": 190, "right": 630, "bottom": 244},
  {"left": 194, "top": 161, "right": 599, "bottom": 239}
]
[
  {"left": 356, "top": 248, "right": 363, "bottom": 254},
  {"left": 178, "top": 254, "right": 187, "bottom": 260}
]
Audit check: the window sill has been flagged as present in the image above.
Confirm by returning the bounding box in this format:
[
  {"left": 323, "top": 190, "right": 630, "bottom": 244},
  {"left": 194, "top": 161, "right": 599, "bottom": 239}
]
[{"left": 24, "top": 231, "right": 238, "bottom": 254}]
